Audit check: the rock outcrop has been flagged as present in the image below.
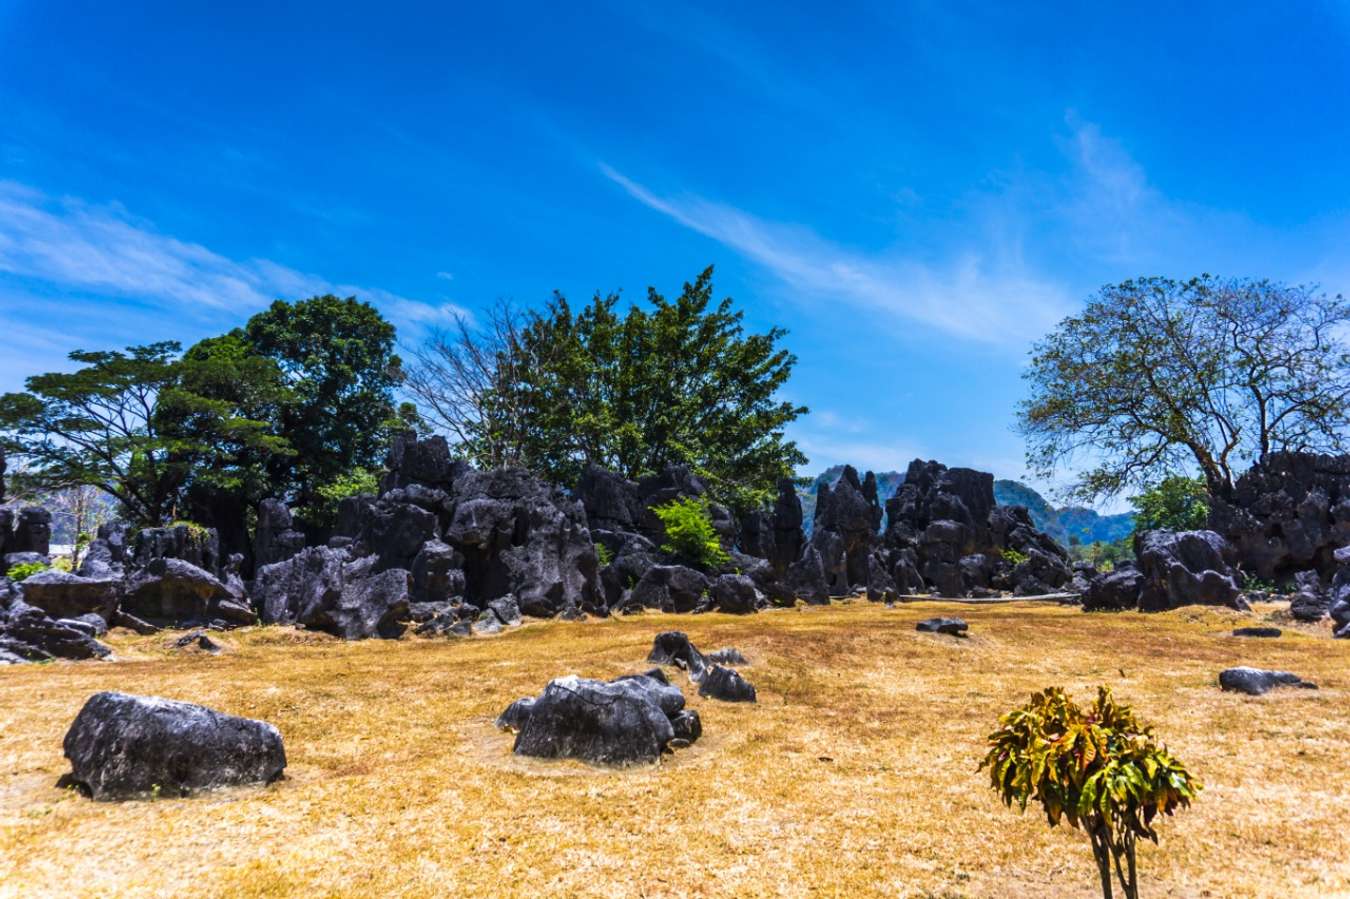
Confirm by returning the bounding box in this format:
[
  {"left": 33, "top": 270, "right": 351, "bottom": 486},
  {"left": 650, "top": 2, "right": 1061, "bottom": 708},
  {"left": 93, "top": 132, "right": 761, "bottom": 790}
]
[
  {"left": 1134, "top": 530, "right": 1244, "bottom": 611},
  {"left": 61, "top": 692, "right": 286, "bottom": 799},
  {"left": 1210, "top": 452, "right": 1350, "bottom": 582},
  {"left": 254, "top": 547, "right": 409, "bottom": 639}
]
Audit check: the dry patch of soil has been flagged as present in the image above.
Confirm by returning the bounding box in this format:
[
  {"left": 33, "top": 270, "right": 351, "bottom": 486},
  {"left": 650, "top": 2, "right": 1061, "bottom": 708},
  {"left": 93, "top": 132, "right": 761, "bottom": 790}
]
[{"left": 1, "top": 600, "right": 1346, "bottom": 898}]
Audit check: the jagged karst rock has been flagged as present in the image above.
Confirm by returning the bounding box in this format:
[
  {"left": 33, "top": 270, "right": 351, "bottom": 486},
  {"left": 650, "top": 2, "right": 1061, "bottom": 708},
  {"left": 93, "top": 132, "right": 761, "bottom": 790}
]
[
  {"left": 1218, "top": 666, "right": 1317, "bottom": 695},
  {"left": 0, "top": 599, "right": 111, "bottom": 661},
  {"left": 1135, "top": 530, "right": 1244, "bottom": 611},
  {"left": 646, "top": 631, "right": 708, "bottom": 678},
  {"left": 1211, "top": 452, "right": 1350, "bottom": 581},
  {"left": 77, "top": 524, "right": 128, "bottom": 579},
  {"left": 132, "top": 524, "right": 220, "bottom": 575},
  {"left": 785, "top": 545, "right": 830, "bottom": 604},
  {"left": 1287, "top": 570, "right": 1329, "bottom": 622},
  {"left": 1082, "top": 566, "right": 1144, "bottom": 612},
  {"left": 705, "top": 573, "right": 763, "bottom": 614},
  {"left": 810, "top": 466, "right": 882, "bottom": 595},
  {"left": 487, "top": 595, "right": 522, "bottom": 626},
  {"left": 382, "top": 432, "right": 469, "bottom": 493},
  {"left": 172, "top": 630, "right": 223, "bottom": 653},
  {"left": 16, "top": 570, "right": 120, "bottom": 620},
  {"left": 11, "top": 506, "right": 52, "bottom": 556},
  {"left": 916, "top": 616, "right": 968, "bottom": 636},
  {"left": 61, "top": 692, "right": 285, "bottom": 799},
  {"left": 254, "top": 547, "right": 409, "bottom": 639},
  {"left": 698, "top": 664, "right": 757, "bottom": 702},
  {"left": 443, "top": 467, "right": 602, "bottom": 618},
  {"left": 357, "top": 496, "right": 439, "bottom": 573},
  {"left": 122, "top": 558, "right": 253, "bottom": 627},
  {"left": 410, "top": 540, "right": 466, "bottom": 604},
  {"left": 575, "top": 464, "right": 642, "bottom": 533},
  {"left": 706, "top": 647, "right": 748, "bottom": 665},
  {"left": 503, "top": 671, "right": 698, "bottom": 765},
  {"left": 253, "top": 499, "right": 307, "bottom": 569},
  {"left": 629, "top": 565, "right": 710, "bottom": 614}
]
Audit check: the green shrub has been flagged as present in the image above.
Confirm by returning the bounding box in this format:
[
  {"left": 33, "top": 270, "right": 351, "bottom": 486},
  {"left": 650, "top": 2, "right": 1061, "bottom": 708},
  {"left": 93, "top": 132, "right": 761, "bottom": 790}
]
[
  {"left": 6, "top": 561, "right": 51, "bottom": 582},
  {"left": 169, "top": 519, "right": 211, "bottom": 540},
  {"left": 981, "top": 686, "right": 1200, "bottom": 899},
  {"left": 1001, "top": 548, "right": 1028, "bottom": 566},
  {"left": 594, "top": 541, "right": 614, "bottom": 568},
  {"left": 652, "top": 496, "right": 729, "bottom": 569},
  {"left": 1130, "top": 476, "right": 1209, "bottom": 532},
  {"left": 302, "top": 467, "right": 382, "bottom": 530},
  {"left": 51, "top": 556, "right": 72, "bottom": 572}
]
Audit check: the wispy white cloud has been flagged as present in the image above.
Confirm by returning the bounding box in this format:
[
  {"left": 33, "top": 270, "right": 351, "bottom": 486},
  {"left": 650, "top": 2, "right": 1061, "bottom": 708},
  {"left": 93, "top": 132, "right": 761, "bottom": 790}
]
[
  {"left": 435, "top": 271, "right": 455, "bottom": 282},
  {"left": 0, "top": 180, "right": 466, "bottom": 329},
  {"left": 598, "top": 163, "right": 1074, "bottom": 346}
]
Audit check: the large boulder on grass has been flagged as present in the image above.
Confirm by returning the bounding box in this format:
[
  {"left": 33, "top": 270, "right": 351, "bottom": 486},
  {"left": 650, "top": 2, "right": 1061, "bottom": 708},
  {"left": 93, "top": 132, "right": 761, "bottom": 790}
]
[
  {"left": 705, "top": 573, "right": 763, "bottom": 614},
  {"left": 1135, "top": 530, "right": 1244, "bottom": 611},
  {"left": 61, "top": 692, "right": 286, "bottom": 799},
  {"left": 501, "top": 671, "right": 697, "bottom": 765},
  {"left": 1218, "top": 666, "right": 1317, "bottom": 696}
]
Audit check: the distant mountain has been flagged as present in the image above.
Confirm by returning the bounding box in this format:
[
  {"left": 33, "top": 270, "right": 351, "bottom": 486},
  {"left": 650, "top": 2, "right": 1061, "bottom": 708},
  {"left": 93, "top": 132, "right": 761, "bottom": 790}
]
[
  {"left": 797, "top": 465, "right": 1133, "bottom": 545},
  {"left": 993, "top": 480, "right": 1134, "bottom": 545}
]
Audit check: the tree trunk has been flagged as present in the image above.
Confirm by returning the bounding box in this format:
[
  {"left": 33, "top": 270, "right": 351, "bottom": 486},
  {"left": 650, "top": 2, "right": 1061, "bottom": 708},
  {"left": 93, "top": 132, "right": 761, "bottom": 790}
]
[{"left": 1088, "top": 823, "right": 1115, "bottom": 899}]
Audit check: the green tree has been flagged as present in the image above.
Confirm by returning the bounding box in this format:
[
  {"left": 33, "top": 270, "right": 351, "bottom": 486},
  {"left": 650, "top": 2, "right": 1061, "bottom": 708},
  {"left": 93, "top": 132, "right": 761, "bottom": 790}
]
[
  {"left": 1020, "top": 277, "right": 1350, "bottom": 503},
  {"left": 652, "top": 496, "right": 730, "bottom": 569},
  {"left": 981, "top": 686, "right": 1200, "bottom": 899},
  {"left": 409, "top": 268, "right": 806, "bottom": 508},
  {"left": 155, "top": 332, "right": 297, "bottom": 556},
  {"left": 239, "top": 295, "right": 404, "bottom": 514},
  {"left": 1130, "top": 476, "right": 1209, "bottom": 532},
  {"left": 0, "top": 343, "right": 186, "bottom": 525}
]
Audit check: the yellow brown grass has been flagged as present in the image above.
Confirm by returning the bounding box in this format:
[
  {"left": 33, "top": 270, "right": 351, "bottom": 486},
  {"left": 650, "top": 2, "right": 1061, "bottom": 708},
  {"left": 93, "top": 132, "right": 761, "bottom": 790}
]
[{"left": 1, "top": 600, "right": 1346, "bottom": 897}]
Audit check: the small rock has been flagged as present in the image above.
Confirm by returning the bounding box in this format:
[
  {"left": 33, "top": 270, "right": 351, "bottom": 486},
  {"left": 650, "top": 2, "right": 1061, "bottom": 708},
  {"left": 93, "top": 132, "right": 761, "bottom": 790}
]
[
  {"left": 706, "top": 647, "right": 748, "bottom": 666},
  {"left": 1218, "top": 666, "right": 1317, "bottom": 696},
  {"left": 916, "top": 616, "right": 968, "bottom": 636},
  {"left": 697, "top": 665, "right": 757, "bottom": 703},
  {"left": 1232, "top": 627, "right": 1282, "bottom": 638},
  {"left": 646, "top": 631, "right": 707, "bottom": 677}
]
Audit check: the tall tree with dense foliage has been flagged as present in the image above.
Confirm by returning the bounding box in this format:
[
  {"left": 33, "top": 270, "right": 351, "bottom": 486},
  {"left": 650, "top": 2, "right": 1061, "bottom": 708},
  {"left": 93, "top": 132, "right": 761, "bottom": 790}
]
[
  {"left": 0, "top": 343, "right": 186, "bottom": 525},
  {"left": 1020, "top": 277, "right": 1350, "bottom": 502},
  {"left": 407, "top": 267, "right": 806, "bottom": 507},
  {"left": 236, "top": 295, "right": 404, "bottom": 512}
]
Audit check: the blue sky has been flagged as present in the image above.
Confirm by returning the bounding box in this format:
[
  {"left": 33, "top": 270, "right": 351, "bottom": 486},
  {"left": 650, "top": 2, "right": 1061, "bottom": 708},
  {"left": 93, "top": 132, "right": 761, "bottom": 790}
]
[{"left": 3, "top": 2, "right": 1349, "bottom": 507}]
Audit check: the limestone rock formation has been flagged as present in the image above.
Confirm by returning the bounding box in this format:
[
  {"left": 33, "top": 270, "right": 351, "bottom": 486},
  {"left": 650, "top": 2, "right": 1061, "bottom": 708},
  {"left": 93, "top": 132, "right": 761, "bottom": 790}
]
[
  {"left": 62, "top": 692, "right": 286, "bottom": 799},
  {"left": 499, "top": 671, "right": 699, "bottom": 765},
  {"left": 1134, "top": 530, "right": 1244, "bottom": 611}
]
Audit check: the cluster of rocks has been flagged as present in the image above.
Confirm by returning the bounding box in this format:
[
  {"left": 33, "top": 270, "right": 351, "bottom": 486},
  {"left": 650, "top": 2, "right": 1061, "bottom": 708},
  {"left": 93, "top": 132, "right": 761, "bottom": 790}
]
[
  {"left": 1, "top": 518, "right": 257, "bottom": 664},
  {"left": 1082, "top": 530, "right": 1246, "bottom": 613},
  {"left": 646, "top": 630, "right": 757, "bottom": 702}
]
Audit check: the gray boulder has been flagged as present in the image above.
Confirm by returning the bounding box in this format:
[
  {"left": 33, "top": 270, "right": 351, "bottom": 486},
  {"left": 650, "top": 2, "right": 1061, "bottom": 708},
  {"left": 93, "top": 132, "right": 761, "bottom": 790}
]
[
  {"left": 61, "top": 692, "right": 286, "bottom": 799},
  {"left": 706, "top": 573, "right": 763, "bottom": 614},
  {"left": 1082, "top": 568, "right": 1144, "bottom": 612},
  {"left": 646, "top": 631, "right": 708, "bottom": 678},
  {"left": 916, "top": 616, "right": 968, "bottom": 636},
  {"left": 123, "top": 558, "right": 253, "bottom": 626},
  {"left": 17, "top": 569, "right": 120, "bottom": 620},
  {"left": 504, "top": 671, "right": 697, "bottom": 765},
  {"left": 11, "top": 506, "right": 52, "bottom": 555},
  {"left": 697, "top": 665, "right": 757, "bottom": 702},
  {"left": 254, "top": 546, "right": 409, "bottom": 639},
  {"left": 253, "top": 498, "right": 307, "bottom": 568},
  {"left": 410, "top": 540, "right": 466, "bottom": 604},
  {"left": 1218, "top": 666, "right": 1317, "bottom": 695},
  {"left": 1135, "top": 530, "right": 1244, "bottom": 611},
  {"left": 0, "top": 599, "right": 112, "bottom": 661},
  {"left": 1232, "top": 626, "right": 1282, "bottom": 638},
  {"left": 629, "top": 565, "right": 710, "bottom": 613},
  {"left": 131, "top": 524, "right": 220, "bottom": 575}
]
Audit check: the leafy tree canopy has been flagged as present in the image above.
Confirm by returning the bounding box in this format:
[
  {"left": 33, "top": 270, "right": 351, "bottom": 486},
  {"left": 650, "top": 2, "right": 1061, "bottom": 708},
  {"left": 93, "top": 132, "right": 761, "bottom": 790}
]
[
  {"left": 416, "top": 267, "right": 806, "bottom": 509},
  {"left": 1129, "top": 475, "right": 1209, "bottom": 533},
  {"left": 0, "top": 342, "right": 186, "bottom": 525},
  {"left": 1020, "top": 276, "right": 1350, "bottom": 502}
]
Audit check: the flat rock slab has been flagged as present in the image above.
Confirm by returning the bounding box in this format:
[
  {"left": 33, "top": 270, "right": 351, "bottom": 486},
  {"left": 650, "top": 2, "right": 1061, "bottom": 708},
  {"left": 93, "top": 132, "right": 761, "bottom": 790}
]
[
  {"left": 916, "top": 616, "right": 968, "bottom": 637},
  {"left": 62, "top": 692, "right": 286, "bottom": 800},
  {"left": 1218, "top": 666, "right": 1317, "bottom": 696},
  {"left": 1232, "top": 627, "right": 1282, "bottom": 638}
]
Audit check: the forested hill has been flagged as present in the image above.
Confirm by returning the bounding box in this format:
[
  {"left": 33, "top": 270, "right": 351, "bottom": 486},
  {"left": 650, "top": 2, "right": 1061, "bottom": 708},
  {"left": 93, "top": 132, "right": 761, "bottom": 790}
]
[{"left": 799, "top": 465, "right": 1133, "bottom": 544}]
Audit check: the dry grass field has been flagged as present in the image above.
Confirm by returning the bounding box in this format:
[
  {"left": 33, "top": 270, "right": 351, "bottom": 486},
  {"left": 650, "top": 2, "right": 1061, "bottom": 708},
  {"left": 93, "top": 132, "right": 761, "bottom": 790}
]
[{"left": 1, "top": 599, "right": 1346, "bottom": 898}]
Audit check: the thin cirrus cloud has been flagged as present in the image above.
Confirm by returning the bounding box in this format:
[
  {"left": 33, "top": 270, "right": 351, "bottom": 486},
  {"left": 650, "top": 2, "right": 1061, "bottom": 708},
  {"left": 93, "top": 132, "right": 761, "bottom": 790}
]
[
  {"left": 0, "top": 180, "right": 469, "bottom": 327},
  {"left": 598, "top": 162, "right": 1074, "bottom": 347}
]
